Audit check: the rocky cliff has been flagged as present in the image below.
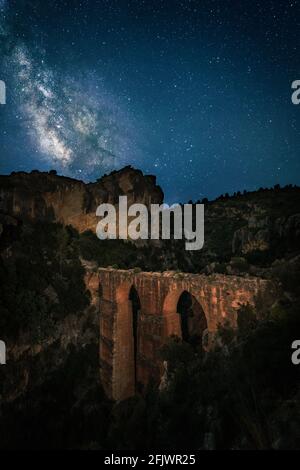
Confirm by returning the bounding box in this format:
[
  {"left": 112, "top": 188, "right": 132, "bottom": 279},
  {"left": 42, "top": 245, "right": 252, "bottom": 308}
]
[
  {"left": 1, "top": 168, "right": 299, "bottom": 276},
  {"left": 0, "top": 166, "right": 164, "bottom": 234}
]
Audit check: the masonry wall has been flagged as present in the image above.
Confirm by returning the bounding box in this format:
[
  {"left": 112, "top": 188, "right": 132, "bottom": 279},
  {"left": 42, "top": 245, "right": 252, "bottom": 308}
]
[{"left": 86, "top": 268, "right": 276, "bottom": 401}]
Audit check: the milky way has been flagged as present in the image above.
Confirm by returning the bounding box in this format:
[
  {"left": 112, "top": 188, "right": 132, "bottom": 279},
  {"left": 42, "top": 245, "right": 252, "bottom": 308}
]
[
  {"left": 1, "top": 3, "right": 142, "bottom": 181},
  {"left": 9, "top": 44, "right": 141, "bottom": 179}
]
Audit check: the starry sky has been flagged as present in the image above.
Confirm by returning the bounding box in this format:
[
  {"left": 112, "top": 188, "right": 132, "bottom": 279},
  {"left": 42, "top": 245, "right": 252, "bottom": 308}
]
[{"left": 0, "top": 0, "right": 299, "bottom": 202}]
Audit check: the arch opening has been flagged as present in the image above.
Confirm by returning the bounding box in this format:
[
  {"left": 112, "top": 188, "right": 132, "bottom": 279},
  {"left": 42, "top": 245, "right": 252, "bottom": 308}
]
[{"left": 176, "top": 290, "right": 208, "bottom": 349}]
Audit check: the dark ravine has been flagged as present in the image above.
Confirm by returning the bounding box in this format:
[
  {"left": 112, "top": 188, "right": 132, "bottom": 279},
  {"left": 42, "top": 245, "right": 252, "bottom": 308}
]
[{"left": 0, "top": 167, "right": 300, "bottom": 449}]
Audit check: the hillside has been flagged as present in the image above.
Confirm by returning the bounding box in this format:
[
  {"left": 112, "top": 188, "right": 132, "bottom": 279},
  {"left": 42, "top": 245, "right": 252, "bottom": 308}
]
[{"left": 0, "top": 168, "right": 299, "bottom": 449}]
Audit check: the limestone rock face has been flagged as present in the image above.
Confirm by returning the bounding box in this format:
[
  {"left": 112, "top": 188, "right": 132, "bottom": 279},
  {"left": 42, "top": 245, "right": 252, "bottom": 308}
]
[
  {"left": 232, "top": 213, "right": 300, "bottom": 254},
  {"left": 232, "top": 220, "right": 271, "bottom": 254},
  {"left": 0, "top": 213, "right": 20, "bottom": 250},
  {"left": 0, "top": 166, "right": 164, "bottom": 233}
]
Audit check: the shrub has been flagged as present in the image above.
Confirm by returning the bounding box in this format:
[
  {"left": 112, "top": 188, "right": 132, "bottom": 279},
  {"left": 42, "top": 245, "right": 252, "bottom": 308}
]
[{"left": 230, "top": 257, "right": 249, "bottom": 272}]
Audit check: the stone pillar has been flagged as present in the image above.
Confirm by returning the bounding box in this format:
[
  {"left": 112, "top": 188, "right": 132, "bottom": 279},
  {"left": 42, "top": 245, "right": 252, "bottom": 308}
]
[
  {"left": 164, "top": 312, "right": 181, "bottom": 338},
  {"left": 112, "top": 297, "right": 135, "bottom": 401},
  {"left": 99, "top": 298, "right": 115, "bottom": 398}
]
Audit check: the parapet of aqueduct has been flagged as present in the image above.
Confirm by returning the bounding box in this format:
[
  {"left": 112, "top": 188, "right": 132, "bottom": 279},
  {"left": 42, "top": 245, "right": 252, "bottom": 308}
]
[{"left": 85, "top": 268, "right": 275, "bottom": 401}]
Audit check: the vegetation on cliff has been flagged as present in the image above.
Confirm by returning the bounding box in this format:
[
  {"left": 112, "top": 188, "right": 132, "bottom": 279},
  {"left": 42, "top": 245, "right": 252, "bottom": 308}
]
[
  {"left": 1, "top": 285, "right": 299, "bottom": 449},
  {"left": 0, "top": 222, "right": 90, "bottom": 341},
  {"left": 106, "top": 295, "right": 300, "bottom": 450},
  {"left": 0, "top": 173, "right": 299, "bottom": 449}
]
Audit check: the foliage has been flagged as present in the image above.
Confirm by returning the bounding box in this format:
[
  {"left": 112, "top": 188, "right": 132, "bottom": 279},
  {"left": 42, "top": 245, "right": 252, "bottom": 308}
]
[
  {"left": 230, "top": 256, "right": 249, "bottom": 272},
  {"left": 106, "top": 301, "right": 300, "bottom": 450},
  {"left": 0, "top": 222, "right": 90, "bottom": 341},
  {"left": 0, "top": 343, "right": 111, "bottom": 450},
  {"left": 76, "top": 230, "right": 145, "bottom": 269}
]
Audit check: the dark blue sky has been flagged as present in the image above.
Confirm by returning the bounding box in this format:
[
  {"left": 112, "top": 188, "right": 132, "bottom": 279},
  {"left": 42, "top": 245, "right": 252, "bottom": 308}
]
[{"left": 0, "top": 0, "right": 299, "bottom": 202}]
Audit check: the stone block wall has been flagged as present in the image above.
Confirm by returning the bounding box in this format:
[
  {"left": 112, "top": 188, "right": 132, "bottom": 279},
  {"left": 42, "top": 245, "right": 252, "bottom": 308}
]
[{"left": 86, "top": 268, "right": 276, "bottom": 401}]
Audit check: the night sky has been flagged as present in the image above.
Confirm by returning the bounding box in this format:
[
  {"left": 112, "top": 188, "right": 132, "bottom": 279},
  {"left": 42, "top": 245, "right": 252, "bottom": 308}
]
[{"left": 0, "top": 0, "right": 299, "bottom": 202}]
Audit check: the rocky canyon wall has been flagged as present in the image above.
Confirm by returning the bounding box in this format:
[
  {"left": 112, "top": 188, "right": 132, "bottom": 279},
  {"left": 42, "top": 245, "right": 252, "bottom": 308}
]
[{"left": 0, "top": 166, "right": 164, "bottom": 234}]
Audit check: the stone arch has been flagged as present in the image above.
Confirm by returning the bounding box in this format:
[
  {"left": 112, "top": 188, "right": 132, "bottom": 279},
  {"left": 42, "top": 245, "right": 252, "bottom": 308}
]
[
  {"left": 162, "top": 288, "right": 209, "bottom": 350},
  {"left": 177, "top": 290, "right": 208, "bottom": 349},
  {"left": 113, "top": 281, "right": 142, "bottom": 400}
]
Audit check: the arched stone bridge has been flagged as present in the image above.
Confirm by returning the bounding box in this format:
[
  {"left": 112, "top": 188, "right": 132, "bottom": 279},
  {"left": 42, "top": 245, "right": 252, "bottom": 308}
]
[{"left": 85, "top": 267, "right": 274, "bottom": 401}]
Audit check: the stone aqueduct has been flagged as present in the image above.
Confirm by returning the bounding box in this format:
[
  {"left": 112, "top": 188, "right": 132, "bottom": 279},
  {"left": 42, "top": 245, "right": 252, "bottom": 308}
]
[{"left": 85, "top": 268, "right": 274, "bottom": 402}]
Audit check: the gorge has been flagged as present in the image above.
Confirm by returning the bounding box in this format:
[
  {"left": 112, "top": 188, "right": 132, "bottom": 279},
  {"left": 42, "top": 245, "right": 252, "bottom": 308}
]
[{"left": 0, "top": 166, "right": 299, "bottom": 449}]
